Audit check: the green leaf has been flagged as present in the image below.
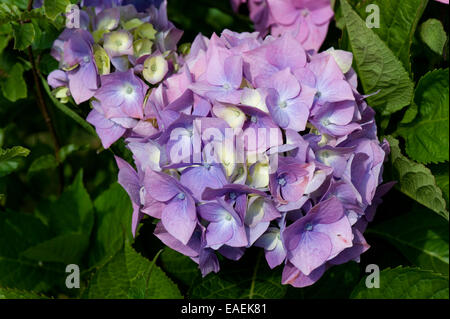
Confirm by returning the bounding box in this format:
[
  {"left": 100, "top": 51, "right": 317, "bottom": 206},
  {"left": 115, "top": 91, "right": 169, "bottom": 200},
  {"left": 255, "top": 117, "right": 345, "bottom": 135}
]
[
  {"left": 31, "top": 17, "right": 60, "bottom": 50},
  {"left": 38, "top": 53, "right": 59, "bottom": 75},
  {"left": 58, "top": 143, "right": 86, "bottom": 162},
  {"left": 0, "top": 0, "right": 28, "bottom": 10},
  {"left": 0, "top": 159, "right": 22, "bottom": 177},
  {"left": 0, "top": 3, "right": 20, "bottom": 25},
  {"left": 86, "top": 245, "right": 183, "bottom": 299},
  {"left": 0, "top": 210, "right": 67, "bottom": 292},
  {"left": 351, "top": 266, "right": 449, "bottom": 299},
  {"left": 291, "top": 262, "right": 361, "bottom": 299},
  {"left": 346, "top": 0, "right": 428, "bottom": 73},
  {"left": 368, "top": 207, "right": 449, "bottom": 275},
  {"left": 160, "top": 248, "right": 201, "bottom": 287},
  {"left": 0, "top": 288, "right": 48, "bottom": 299},
  {"left": 45, "top": 170, "right": 94, "bottom": 235},
  {"left": 205, "top": 8, "right": 233, "bottom": 31},
  {"left": 28, "top": 154, "right": 59, "bottom": 174},
  {"left": 420, "top": 18, "right": 447, "bottom": 55},
  {"left": 12, "top": 172, "right": 95, "bottom": 273},
  {"left": 0, "top": 63, "right": 27, "bottom": 102},
  {"left": 400, "top": 101, "right": 418, "bottom": 124},
  {"left": 285, "top": 262, "right": 362, "bottom": 299},
  {"left": 20, "top": 9, "right": 50, "bottom": 24},
  {"left": 44, "top": 0, "right": 70, "bottom": 20},
  {"left": 88, "top": 183, "right": 133, "bottom": 267},
  {"left": 433, "top": 164, "right": 449, "bottom": 206},
  {"left": 11, "top": 22, "right": 35, "bottom": 50},
  {"left": 0, "top": 145, "right": 29, "bottom": 177},
  {"left": 340, "top": 0, "right": 414, "bottom": 115},
  {"left": 0, "top": 33, "right": 10, "bottom": 55},
  {"left": 189, "top": 252, "right": 287, "bottom": 299},
  {"left": 397, "top": 69, "right": 449, "bottom": 164},
  {"left": 0, "top": 145, "right": 29, "bottom": 162},
  {"left": 0, "top": 173, "right": 96, "bottom": 293},
  {"left": 386, "top": 136, "right": 448, "bottom": 220},
  {"left": 40, "top": 75, "right": 96, "bottom": 135},
  {"left": 22, "top": 233, "right": 89, "bottom": 265}
]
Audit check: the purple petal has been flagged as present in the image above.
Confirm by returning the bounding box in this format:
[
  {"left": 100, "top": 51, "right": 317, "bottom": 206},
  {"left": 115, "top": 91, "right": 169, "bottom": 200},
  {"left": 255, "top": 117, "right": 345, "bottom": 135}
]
[
  {"left": 115, "top": 156, "right": 140, "bottom": 205},
  {"left": 218, "top": 246, "right": 245, "bottom": 261},
  {"left": 227, "top": 221, "right": 248, "bottom": 247},
  {"left": 131, "top": 202, "right": 143, "bottom": 237},
  {"left": 224, "top": 55, "right": 243, "bottom": 88},
  {"left": 87, "top": 109, "right": 126, "bottom": 148},
  {"left": 314, "top": 216, "right": 353, "bottom": 260},
  {"left": 161, "top": 195, "right": 197, "bottom": 245},
  {"left": 282, "top": 262, "right": 326, "bottom": 288},
  {"left": 269, "top": 0, "right": 298, "bottom": 24},
  {"left": 143, "top": 168, "right": 180, "bottom": 202},
  {"left": 288, "top": 230, "right": 331, "bottom": 276},
  {"left": 265, "top": 241, "right": 287, "bottom": 268},
  {"left": 329, "top": 228, "right": 370, "bottom": 265},
  {"left": 309, "top": 197, "right": 345, "bottom": 225},
  {"left": 154, "top": 222, "right": 200, "bottom": 257},
  {"left": 199, "top": 248, "right": 220, "bottom": 277},
  {"left": 180, "top": 165, "right": 227, "bottom": 200},
  {"left": 47, "top": 70, "right": 68, "bottom": 88},
  {"left": 206, "top": 220, "right": 234, "bottom": 247},
  {"left": 68, "top": 62, "right": 99, "bottom": 104},
  {"left": 246, "top": 221, "right": 269, "bottom": 246},
  {"left": 198, "top": 202, "right": 230, "bottom": 222},
  {"left": 258, "top": 68, "right": 300, "bottom": 101}
]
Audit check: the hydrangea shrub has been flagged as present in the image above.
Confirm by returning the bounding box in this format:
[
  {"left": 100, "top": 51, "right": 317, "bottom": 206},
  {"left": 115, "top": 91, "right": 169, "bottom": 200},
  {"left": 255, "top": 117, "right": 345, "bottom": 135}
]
[{"left": 0, "top": 0, "right": 447, "bottom": 299}]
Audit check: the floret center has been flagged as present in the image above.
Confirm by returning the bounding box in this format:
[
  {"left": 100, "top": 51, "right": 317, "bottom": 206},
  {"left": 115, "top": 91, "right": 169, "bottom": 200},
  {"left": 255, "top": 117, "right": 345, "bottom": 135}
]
[
  {"left": 125, "top": 86, "right": 134, "bottom": 94},
  {"left": 278, "top": 177, "right": 287, "bottom": 186}
]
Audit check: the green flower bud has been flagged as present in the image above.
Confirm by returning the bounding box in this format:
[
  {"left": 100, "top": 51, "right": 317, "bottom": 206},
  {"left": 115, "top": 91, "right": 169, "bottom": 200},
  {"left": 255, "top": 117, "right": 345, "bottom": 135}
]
[
  {"left": 143, "top": 55, "right": 168, "bottom": 84},
  {"left": 122, "top": 18, "right": 144, "bottom": 31},
  {"left": 134, "top": 39, "right": 153, "bottom": 58},
  {"left": 93, "top": 29, "right": 109, "bottom": 43},
  {"left": 136, "top": 23, "right": 157, "bottom": 40},
  {"left": 178, "top": 42, "right": 191, "bottom": 56},
  {"left": 97, "top": 17, "right": 118, "bottom": 32},
  {"left": 103, "top": 30, "right": 134, "bottom": 57},
  {"left": 52, "top": 87, "right": 70, "bottom": 104},
  {"left": 213, "top": 105, "right": 246, "bottom": 129},
  {"left": 93, "top": 44, "right": 111, "bottom": 75}
]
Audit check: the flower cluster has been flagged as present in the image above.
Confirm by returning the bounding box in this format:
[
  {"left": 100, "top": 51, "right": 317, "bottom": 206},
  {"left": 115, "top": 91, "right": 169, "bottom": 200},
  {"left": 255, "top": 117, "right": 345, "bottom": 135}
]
[
  {"left": 48, "top": 1, "right": 392, "bottom": 287},
  {"left": 231, "top": 0, "right": 334, "bottom": 52},
  {"left": 113, "top": 29, "right": 390, "bottom": 287},
  {"left": 47, "top": 0, "right": 183, "bottom": 148}
]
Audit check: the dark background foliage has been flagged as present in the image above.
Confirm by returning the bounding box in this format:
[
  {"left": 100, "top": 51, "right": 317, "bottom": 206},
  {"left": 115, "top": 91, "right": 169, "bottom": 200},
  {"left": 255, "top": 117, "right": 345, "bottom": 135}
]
[{"left": 0, "top": 0, "right": 448, "bottom": 299}]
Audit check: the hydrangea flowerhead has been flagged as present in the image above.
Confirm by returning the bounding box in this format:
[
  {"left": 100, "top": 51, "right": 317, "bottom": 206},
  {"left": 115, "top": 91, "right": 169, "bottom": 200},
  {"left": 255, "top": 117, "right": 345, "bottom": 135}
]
[{"left": 48, "top": 3, "right": 392, "bottom": 285}]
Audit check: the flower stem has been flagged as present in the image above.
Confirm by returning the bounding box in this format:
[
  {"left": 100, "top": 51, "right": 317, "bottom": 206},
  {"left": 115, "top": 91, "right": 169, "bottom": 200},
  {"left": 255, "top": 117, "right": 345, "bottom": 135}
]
[{"left": 27, "top": 0, "right": 64, "bottom": 191}]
